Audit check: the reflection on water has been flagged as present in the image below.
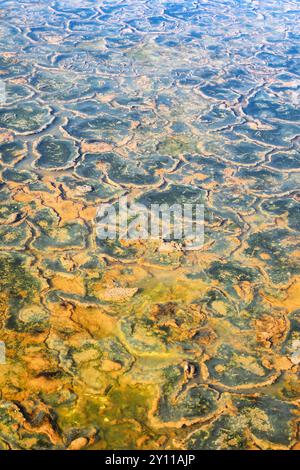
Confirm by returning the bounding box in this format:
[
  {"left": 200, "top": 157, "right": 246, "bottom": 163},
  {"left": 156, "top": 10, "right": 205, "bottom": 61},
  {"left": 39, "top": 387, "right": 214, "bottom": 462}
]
[{"left": 0, "top": 0, "right": 299, "bottom": 450}]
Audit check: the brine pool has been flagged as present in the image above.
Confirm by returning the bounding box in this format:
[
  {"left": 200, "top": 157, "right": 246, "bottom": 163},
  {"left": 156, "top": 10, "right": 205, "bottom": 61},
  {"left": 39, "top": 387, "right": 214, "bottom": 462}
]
[{"left": 0, "top": 0, "right": 299, "bottom": 450}]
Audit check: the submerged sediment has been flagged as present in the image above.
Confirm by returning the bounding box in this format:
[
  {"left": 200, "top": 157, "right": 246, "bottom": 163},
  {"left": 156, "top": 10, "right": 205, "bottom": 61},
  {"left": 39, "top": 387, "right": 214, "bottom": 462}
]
[{"left": 0, "top": 0, "right": 299, "bottom": 450}]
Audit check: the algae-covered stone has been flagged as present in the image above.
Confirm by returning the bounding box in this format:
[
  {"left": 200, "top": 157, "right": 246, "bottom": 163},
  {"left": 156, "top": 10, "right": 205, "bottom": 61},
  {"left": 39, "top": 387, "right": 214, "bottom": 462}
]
[
  {"left": 2, "top": 168, "right": 34, "bottom": 183},
  {"left": 65, "top": 115, "right": 131, "bottom": 142},
  {"left": 34, "top": 136, "right": 78, "bottom": 170},
  {"left": 0, "top": 401, "right": 58, "bottom": 450},
  {"left": 0, "top": 221, "right": 31, "bottom": 249},
  {"left": 119, "top": 316, "right": 169, "bottom": 354},
  {"left": 77, "top": 152, "right": 176, "bottom": 186},
  {"left": 0, "top": 101, "right": 53, "bottom": 134},
  {"left": 233, "top": 396, "right": 298, "bottom": 447},
  {"left": 244, "top": 229, "right": 300, "bottom": 284},
  {"left": 187, "top": 414, "right": 250, "bottom": 450},
  {"left": 157, "top": 385, "right": 219, "bottom": 425},
  {"left": 0, "top": 140, "right": 26, "bottom": 166},
  {"left": 16, "top": 305, "right": 50, "bottom": 333},
  {"left": 0, "top": 254, "right": 40, "bottom": 327},
  {"left": 33, "top": 223, "right": 89, "bottom": 251},
  {"left": 154, "top": 365, "right": 219, "bottom": 426},
  {"left": 206, "top": 344, "right": 274, "bottom": 388}
]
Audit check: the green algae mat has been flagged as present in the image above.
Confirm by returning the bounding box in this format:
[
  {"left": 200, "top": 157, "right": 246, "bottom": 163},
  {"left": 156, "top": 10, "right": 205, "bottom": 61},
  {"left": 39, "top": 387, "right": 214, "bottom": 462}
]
[{"left": 0, "top": 0, "right": 299, "bottom": 450}]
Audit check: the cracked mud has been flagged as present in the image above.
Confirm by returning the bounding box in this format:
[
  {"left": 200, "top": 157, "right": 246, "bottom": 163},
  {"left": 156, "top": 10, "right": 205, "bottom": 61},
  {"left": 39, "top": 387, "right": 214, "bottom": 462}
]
[{"left": 0, "top": 0, "right": 299, "bottom": 450}]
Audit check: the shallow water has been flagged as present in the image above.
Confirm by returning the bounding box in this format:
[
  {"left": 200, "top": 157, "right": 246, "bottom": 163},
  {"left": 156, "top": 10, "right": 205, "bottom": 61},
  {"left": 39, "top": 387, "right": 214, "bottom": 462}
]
[{"left": 0, "top": 0, "right": 299, "bottom": 450}]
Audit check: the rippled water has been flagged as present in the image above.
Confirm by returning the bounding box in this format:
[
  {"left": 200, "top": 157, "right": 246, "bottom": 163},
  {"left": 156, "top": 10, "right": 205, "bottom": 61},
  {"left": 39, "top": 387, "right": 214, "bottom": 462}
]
[{"left": 0, "top": 0, "right": 299, "bottom": 450}]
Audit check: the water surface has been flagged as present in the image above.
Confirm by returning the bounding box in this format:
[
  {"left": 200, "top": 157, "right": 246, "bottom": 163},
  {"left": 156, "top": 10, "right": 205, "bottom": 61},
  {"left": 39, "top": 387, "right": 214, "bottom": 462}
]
[{"left": 0, "top": 0, "right": 299, "bottom": 450}]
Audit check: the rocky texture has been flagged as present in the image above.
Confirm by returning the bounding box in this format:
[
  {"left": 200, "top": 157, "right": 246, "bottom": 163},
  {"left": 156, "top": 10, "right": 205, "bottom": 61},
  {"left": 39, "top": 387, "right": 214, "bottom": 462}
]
[{"left": 0, "top": 0, "right": 299, "bottom": 451}]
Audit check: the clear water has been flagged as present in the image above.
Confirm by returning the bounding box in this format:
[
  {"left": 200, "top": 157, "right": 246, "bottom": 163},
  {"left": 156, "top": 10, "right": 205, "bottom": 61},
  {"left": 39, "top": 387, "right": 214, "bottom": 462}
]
[{"left": 0, "top": 0, "right": 299, "bottom": 450}]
